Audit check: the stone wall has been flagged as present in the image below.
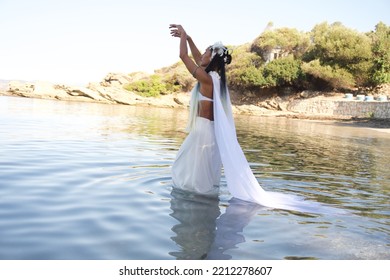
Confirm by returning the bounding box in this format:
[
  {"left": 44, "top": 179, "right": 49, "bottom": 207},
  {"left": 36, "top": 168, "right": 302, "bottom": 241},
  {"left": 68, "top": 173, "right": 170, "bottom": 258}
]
[{"left": 288, "top": 98, "right": 390, "bottom": 119}]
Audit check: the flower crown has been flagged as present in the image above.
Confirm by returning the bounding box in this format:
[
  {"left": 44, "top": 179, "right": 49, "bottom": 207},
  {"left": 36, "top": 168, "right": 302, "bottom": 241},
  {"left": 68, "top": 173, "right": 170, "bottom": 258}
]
[{"left": 210, "top": 41, "right": 232, "bottom": 63}]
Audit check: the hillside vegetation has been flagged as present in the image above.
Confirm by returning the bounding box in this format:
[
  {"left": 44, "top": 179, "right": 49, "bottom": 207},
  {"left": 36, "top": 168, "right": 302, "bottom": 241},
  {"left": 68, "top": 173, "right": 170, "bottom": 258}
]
[{"left": 124, "top": 21, "right": 390, "bottom": 97}]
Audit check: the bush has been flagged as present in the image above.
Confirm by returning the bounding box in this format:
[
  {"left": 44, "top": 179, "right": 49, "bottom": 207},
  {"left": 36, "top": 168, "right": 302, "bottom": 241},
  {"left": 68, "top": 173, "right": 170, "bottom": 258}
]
[
  {"left": 155, "top": 61, "right": 195, "bottom": 92},
  {"left": 124, "top": 75, "right": 180, "bottom": 97},
  {"left": 230, "top": 65, "right": 268, "bottom": 89},
  {"left": 301, "top": 59, "right": 355, "bottom": 90},
  {"left": 228, "top": 44, "right": 267, "bottom": 89},
  {"left": 263, "top": 56, "right": 302, "bottom": 87}
]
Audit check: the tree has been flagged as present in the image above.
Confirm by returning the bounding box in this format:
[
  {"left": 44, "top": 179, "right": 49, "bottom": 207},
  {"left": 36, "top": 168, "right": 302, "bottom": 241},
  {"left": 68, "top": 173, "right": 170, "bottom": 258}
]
[
  {"left": 369, "top": 22, "right": 390, "bottom": 85},
  {"left": 251, "top": 27, "right": 311, "bottom": 60},
  {"left": 305, "top": 22, "right": 373, "bottom": 87},
  {"left": 125, "top": 21, "right": 388, "bottom": 96}
]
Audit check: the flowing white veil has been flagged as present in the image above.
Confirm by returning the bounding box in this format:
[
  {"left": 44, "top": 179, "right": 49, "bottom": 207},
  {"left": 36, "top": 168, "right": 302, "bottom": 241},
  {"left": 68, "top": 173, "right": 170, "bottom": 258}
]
[{"left": 211, "top": 71, "right": 345, "bottom": 214}]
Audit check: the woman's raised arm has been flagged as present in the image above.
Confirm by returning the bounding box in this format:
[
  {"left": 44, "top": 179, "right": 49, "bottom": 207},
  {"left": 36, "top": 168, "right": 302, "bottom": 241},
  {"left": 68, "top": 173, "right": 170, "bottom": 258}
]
[
  {"left": 169, "top": 24, "right": 211, "bottom": 85},
  {"left": 187, "top": 36, "right": 202, "bottom": 66}
]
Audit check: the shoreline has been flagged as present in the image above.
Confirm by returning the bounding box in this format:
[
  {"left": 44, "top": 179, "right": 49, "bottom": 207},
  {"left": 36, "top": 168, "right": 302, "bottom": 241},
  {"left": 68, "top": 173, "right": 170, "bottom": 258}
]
[
  {"left": 3, "top": 74, "right": 390, "bottom": 121},
  {"left": 2, "top": 89, "right": 390, "bottom": 132}
]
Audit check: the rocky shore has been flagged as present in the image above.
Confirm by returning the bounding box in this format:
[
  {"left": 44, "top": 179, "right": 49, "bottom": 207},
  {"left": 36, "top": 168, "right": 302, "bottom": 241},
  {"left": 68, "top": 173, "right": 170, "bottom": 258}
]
[
  {"left": 2, "top": 73, "right": 390, "bottom": 128},
  {"left": 2, "top": 73, "right": 186, "bottom": 108}
]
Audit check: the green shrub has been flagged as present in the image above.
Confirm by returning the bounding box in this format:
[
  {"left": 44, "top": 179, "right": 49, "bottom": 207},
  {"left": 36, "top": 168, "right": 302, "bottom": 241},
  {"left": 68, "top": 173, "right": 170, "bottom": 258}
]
[
  {"left": 230, "top": 65, "right": 267, "bottom": 89},
  {"left": 263, "top": 56, "right": 302, "bottom": 87},
  {"left": 228, "top": 44, "right": 266, "bottom": 89},
  {"left": 151, "top": 61, "right": 196, "bottom": 93},
  {"left": 124, "top": 74, "right": 180, "bottom": 97},
  {"left": 301, "top": 59, "right": 355, "bottom": 90}
]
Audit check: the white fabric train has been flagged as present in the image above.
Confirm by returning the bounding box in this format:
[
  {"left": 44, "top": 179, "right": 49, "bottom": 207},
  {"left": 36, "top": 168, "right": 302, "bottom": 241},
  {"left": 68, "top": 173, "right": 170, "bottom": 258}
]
[{"left": 211, "top": 71, "right": 347, "bottom": 214}]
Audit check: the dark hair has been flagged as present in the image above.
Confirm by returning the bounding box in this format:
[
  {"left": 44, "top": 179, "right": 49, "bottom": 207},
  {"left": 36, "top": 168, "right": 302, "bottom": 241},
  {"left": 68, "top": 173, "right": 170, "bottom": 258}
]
[{"left": 205, "top": 46, "right": 232, "bottom": 99}]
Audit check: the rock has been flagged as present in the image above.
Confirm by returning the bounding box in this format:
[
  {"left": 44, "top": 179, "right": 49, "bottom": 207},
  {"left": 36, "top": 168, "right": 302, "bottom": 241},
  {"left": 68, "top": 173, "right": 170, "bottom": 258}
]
[
  {"left": 8, "top": 80, "right": 107, "bottom": 103},
  {"left": 173, "top": 97, "right": 184, "bottom": 105},
  {"left": 66, "top": 86, "right": 107, "bottom": 102},
  {"left": 101, "top": 72, "right": 149, "bottom": 88},
  {"left": 299, "top": 90, "right": 311, "bottom": 98},
  {"left": 373, "top": 83, "right": 390, "bottom": 97},
  {"left": 8, "top": 81, "right": 35, "bottom": 97},
  {"left": 9, "top": 81, "right": 69, "bottom": 99},
  {"left": 259, "top": 99, "right": 282, "bottom": 110},
  {"left": 88, "top": 82, "right": 138, "bottom": 105},
  {"left": 4, "top": 72, "right": 204, "bottom": 110},
  {"left": 34, "top": 82, "right": 69, "bottom": 99}
]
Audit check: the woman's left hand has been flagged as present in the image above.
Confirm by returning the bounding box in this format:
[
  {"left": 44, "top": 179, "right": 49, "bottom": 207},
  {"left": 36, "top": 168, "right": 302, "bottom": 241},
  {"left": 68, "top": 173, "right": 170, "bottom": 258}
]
[{"left": 169, "top": 24, "right": 186, "bottom": 38}]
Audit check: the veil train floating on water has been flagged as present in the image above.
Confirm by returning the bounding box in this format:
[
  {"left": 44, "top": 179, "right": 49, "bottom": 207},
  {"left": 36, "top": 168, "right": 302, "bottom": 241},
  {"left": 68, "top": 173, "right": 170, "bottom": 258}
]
[{"left": 211, "top": 71, "right": 345, "bottom": 215}]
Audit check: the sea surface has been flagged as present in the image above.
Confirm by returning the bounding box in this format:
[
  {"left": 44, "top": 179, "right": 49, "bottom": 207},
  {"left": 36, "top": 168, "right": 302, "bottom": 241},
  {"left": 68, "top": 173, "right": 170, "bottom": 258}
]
[{"left": 0, "top": 96, "right": 389, "bottom": 260}]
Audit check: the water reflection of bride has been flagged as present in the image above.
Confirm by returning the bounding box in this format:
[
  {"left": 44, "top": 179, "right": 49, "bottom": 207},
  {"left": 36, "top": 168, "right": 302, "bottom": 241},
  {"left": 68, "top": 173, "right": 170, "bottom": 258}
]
[{"left": 169, "top": 189, "right": 263, "bottom": 260}]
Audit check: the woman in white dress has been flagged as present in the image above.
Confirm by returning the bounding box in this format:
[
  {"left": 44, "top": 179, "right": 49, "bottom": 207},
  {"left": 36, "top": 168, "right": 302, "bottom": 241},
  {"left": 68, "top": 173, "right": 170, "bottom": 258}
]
[
  {"left": 170, "top": 24, "right": 231, "bottom": 195},
  {"left": 169, "top": 24, "right": 343, "bottom": 214}
]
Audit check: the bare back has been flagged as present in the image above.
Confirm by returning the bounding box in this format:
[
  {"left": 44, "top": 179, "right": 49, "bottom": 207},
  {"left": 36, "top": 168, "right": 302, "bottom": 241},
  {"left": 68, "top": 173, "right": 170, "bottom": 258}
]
[
  {"left": 199, "top": 100, "right": 214, "bottom": 120},
  {"left": 198, "top": 83, "right": 214, "bottom": 121}
]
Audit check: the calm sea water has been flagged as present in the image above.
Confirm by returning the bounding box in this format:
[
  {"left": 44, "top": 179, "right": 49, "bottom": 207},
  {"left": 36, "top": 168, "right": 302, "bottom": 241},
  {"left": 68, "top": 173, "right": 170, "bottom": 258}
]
[{"left": 0, "top": 96, "right": 389, "bottom": 260}]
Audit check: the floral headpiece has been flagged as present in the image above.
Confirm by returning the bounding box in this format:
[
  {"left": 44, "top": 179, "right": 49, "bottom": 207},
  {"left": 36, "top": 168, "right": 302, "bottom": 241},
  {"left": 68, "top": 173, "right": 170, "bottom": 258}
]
[{"left": 210, "top": 41, "right": 232, "bottom": 63}]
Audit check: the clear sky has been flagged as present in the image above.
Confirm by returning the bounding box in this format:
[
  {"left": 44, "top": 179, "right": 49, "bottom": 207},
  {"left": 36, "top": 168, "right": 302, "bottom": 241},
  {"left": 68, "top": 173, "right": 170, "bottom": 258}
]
[{"left": 0, "top": 0, "right": 389, "bottom": 85}]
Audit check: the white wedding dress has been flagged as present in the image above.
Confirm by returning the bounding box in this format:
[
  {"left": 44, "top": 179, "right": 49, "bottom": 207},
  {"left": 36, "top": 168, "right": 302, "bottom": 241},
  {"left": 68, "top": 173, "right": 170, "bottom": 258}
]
[
  {"left": 171, "top": 116, "right": 221, "bottom": 195},
  {"left": 172, "top": 71, "right": 345, "bottom": 214}
]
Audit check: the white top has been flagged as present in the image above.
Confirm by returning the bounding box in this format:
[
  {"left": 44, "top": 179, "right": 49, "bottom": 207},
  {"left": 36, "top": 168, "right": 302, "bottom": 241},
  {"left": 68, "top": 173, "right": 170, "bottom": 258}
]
[{"left": 199, "top": 92, "right": 213, "bottom": 102}]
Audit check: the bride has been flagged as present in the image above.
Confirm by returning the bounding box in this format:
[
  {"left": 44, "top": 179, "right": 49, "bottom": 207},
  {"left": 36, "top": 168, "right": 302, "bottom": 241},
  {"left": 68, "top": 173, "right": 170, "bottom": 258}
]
[
  {"left": 169, "top": 24, "right": 343, "bottom": 214},
  {"left": 170, "top": 24, "right": 230, "bottom": 195}
]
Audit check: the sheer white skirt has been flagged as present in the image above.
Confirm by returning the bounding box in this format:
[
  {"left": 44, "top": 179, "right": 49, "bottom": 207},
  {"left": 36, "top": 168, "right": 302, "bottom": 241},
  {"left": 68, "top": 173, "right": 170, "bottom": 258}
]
[{"left": 172, "top": 117, "right": 222, "bottom": 194}]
